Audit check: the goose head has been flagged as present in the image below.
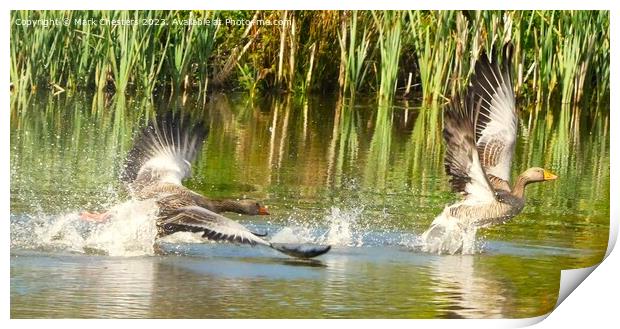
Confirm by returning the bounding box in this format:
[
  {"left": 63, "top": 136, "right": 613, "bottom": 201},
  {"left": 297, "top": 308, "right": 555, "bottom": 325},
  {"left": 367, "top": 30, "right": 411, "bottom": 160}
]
[
  {"left": 522, "top": 167, "right": 558, "bottom": 184},
  {"left": 234, "top": 199, "right": 270, "bottom": 215},
  {"left": 512, "top": 167, "right": 557, "bottom": 199}
]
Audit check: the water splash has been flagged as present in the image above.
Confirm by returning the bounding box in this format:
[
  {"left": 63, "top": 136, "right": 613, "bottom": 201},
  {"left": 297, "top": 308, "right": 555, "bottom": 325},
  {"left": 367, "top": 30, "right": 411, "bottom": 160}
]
[
  {"left": 321, "top": 207, "right": 366, "bottom": 247},
  {"left": 419, "top": 210, "right": 480, "bottom": 255},
  {"left": 270, "top": 226, "right": 316, "bottom": 244},
  {"left": 11, "top": 200, "right": 159, "bottom": 257},
  {"left": 11, "top": 200, "right": 483, "bottom": 257},
  {"left": 271, "top": 207, "right": 367, "bottom": 247},
  {"left": 83, "top": 200, "right": 159, "bottom": 256}
]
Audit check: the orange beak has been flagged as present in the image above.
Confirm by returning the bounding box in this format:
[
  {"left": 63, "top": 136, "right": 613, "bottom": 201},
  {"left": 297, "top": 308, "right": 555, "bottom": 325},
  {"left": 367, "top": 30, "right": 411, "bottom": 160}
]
[
  {"left": 543, "top": 169, "right": 558, "bottom": 181},
  {"left": 258, "top": 206, "right": 270, "bottom": 215}
]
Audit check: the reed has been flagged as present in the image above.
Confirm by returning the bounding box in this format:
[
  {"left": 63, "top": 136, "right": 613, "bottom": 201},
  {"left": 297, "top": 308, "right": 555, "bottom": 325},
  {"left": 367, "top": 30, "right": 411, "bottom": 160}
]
[
  {"left": 372, "top": 11, "right": 402, "bottom": 104},
  {"left": 137, "top": 11, "right": 171, "bottom": 97},
  {"left": 407, "top": 11, "right": 455, "bottom": 105},
  {"left": 339, "top": 11, "right": 371, "bottom": 99},
  {"left": 10, "top": 10, "right": 609, "bottom": 117}
]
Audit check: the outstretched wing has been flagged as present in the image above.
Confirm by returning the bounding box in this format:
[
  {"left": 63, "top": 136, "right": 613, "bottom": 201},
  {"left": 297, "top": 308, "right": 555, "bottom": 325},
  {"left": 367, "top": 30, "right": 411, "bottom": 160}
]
[
  {"left": 160, "top": 206, "right": 271, "bottom": 246},
  {"left": 121, "top": 112, "right": 207, "bottom": 194},
  {"left": 469, "top": 44, "right": 517, "bottom": 191},
  {"left": 443, "top": 94, "right": 496, "bottom": 203}
]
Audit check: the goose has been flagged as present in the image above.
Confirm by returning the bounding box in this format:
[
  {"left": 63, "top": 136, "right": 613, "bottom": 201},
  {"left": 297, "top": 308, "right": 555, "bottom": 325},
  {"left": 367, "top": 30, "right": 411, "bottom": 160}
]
[
  {"left": 116, "top": 113, "right": 331, "bottom": 259},
  {"left": 421, "top": 43, "right": 558, "bottom": 254},
  {"left": 80, "top": 198, "right": 269, "bottom": 222}
]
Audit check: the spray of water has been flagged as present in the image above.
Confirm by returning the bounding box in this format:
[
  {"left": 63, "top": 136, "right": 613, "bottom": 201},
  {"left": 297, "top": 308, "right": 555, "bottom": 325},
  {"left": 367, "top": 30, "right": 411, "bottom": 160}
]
[
  {"left": 11, "top": 200, "right": 160, "bottom": 256},
  {"left": 419, "top": 210, "right": 481, "bottom": 255},
  {"left": 11, "top": 199, "right": 484, "bottom": 257},
  {"left": 321, "top": 207, "right": 366, "bottom": 247},
  {"left": 270, "top": 207, "right": 367, "bottom": 247}
]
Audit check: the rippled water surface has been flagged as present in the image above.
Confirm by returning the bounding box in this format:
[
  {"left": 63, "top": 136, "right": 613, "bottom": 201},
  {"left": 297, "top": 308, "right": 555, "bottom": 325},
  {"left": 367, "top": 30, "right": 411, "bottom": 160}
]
[{"left": 10, "top": 93, "right": 609, "bottom": 318}]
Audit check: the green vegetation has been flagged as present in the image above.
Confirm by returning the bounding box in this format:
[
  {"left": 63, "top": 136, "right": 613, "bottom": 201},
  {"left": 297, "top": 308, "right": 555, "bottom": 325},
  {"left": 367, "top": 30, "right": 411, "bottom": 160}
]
[{"left": 11, "top": 10, "right": 609, "bottom": 112}]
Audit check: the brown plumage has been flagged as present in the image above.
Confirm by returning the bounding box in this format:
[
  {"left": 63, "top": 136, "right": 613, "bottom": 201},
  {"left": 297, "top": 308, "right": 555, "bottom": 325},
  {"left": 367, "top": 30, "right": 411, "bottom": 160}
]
[
  {"left": 422, "top": 43, "right": 558, "bottom": 254},
  {"left": 137, "top": 182, "right": 269, "bottom": 217}
]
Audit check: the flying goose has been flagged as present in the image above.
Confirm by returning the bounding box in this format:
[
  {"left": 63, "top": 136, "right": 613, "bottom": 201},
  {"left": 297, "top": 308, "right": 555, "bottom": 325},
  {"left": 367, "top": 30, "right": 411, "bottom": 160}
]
[
  {"left": 119, "top": 113, "right": 331, "bottom": 259},
  {"left": 421, "top": 43, "right": 558, "bottom": 254}
]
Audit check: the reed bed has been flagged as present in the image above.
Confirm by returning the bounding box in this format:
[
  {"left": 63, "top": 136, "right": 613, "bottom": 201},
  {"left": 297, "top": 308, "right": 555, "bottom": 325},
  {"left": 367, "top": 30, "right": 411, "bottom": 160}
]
[{"left": 11, "top": 10, "right": 609, "bottom": 113}]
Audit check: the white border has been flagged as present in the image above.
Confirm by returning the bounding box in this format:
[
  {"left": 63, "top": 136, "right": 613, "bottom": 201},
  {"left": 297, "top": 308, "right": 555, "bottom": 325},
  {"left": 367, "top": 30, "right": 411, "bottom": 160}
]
[{"left": 3, "top": 1, "right": 617, "bottom": 328}]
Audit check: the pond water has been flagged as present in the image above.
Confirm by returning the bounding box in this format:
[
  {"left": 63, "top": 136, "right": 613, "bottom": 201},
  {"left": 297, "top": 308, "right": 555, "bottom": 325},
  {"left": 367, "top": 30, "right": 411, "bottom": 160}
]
[{"left": 10, "top": 92, "right": 609, "bottom": 318}]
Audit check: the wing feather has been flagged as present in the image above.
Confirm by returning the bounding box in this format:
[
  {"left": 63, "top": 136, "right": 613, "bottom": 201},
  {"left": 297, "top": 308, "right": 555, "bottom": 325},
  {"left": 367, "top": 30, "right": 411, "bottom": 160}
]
[
  {"left": 121, "top": 112, "right": 207, "bottom": 195},
  {"left": 469, "top": 44, "right": 517, "bottom": 187},
  {"left": 443, "top": 94, "right": 496, "bottom": 203},
  {"left": 161, "top": 206, "right": 271, "bottom": 247}
]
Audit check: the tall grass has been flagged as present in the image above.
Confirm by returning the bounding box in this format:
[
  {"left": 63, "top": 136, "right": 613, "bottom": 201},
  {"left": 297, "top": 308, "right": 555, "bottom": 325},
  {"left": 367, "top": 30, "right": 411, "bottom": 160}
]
[
  {"left": 10, "top": 10, "right": 219, "bottom": 96},
  {"left": 408, "top": 11, "right": 455, "bottom": 105},
  {"left": 339, "top": 11, "right": 371, "bottom": 99},
  {"left": 373, "top": 11, "right": 402, "bottom": 104},
  {"left": 10, "top": 10, "right": 609, "bottom": 115}
]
